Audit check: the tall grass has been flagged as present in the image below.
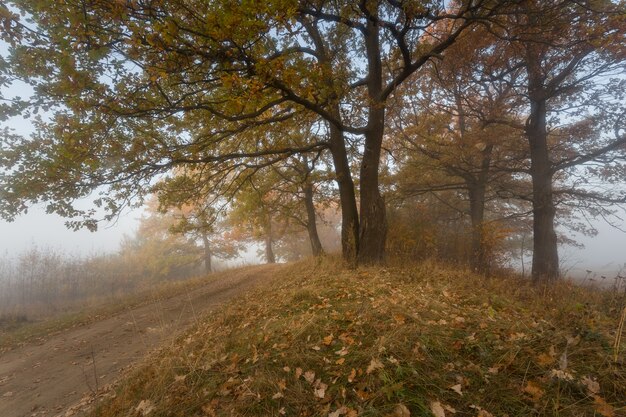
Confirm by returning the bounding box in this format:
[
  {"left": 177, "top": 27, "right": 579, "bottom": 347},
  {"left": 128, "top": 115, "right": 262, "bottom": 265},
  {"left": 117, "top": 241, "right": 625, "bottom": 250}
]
[{"left": 0, "top": 245, "right": 205, "bottom": 324}]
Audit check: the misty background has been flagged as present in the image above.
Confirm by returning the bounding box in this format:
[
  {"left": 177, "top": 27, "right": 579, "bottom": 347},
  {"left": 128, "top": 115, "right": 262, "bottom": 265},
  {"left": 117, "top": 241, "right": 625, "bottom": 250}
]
[{"left": 0, "top": 206, "right": 624, "bottom": 278}]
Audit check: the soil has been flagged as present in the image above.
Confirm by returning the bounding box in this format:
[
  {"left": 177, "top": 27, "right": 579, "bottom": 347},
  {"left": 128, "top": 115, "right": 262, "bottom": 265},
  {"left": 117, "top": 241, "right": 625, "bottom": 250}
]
[{"left": 0, "top": 264, "right": 281, "bottom": 417}]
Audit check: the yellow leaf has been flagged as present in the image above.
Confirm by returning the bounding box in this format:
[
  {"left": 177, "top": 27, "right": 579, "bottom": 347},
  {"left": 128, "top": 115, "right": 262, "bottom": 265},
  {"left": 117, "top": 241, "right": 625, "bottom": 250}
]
[
  {"left": 393, "top": 313, "right": 406, "bottom": 325},
  {"left": 523, "top": 381, "right": 544, "bottom": 402},
  {"left": 336, "top": 357, "right": 345, "bottom": 365},
  {"left": 348, "top": 368, "right": 357, "bottom": 383},
  {"left": 277, "top": 379, "right": 287, "bottom": 390},
  {"left": 323, "top": 334, "right": 334, "bottom": 346}
]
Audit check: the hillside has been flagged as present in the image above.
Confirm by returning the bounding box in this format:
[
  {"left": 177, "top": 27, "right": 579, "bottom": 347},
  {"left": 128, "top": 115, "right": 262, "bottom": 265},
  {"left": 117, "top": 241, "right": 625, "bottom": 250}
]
[{"left": 91, "top": 259, "right": 626, "bottom": 417}]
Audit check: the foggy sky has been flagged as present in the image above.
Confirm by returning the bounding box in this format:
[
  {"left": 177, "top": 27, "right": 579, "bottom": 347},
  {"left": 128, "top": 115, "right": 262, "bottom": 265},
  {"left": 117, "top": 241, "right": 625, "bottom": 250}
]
[{"left": 0, "top": 207, "right": 624, "bottom": 277}]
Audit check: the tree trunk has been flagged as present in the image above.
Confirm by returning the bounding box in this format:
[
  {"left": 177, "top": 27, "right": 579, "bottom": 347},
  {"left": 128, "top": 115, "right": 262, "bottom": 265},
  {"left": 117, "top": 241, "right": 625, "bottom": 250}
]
[
  {"left": 265, "top": 218, "right": 276, "bottom": 264},
  {"left": 467, "top": 144, "right": 493, "bottom": 274},
  {"left": 301, "top": 18, "right": 359, "bottom": 264},
  {"left": 328, "top": 118, "right": 360, "bottom": 264},
  {"left": 303, "top": 182, "right": 324, "bottom": 257},
  {"left": 529, "top": 135, "right": 559, "bottom": 282},
  {"left": 526, "top": 48, "right": 559, "bottom": 282},
  {"left": 358, "top": 12, "right": 387, "bottom": 265},
  {"left": 265, "top": 235, "right": 276, "bottom": 264},
  {"left": 201, "top": 232, "right": 212, "bottom": 274},
  {"left": 468, "top": 183, "right": 487, "bottom": 273}
]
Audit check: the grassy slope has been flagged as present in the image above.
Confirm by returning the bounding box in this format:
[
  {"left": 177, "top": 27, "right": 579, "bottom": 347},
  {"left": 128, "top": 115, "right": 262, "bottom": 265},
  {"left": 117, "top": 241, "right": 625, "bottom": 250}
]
[{"left": 92, "top": 259, "right": 625, "bottom": 417}]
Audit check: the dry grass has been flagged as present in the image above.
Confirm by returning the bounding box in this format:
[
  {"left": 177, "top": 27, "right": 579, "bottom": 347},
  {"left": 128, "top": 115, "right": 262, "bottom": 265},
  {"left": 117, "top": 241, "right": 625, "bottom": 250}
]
[
  {"left": 0, "top": 271, "right": 230, "bottom": 351},
  {"left": 91, "top": 258, "right": 626, "bottom": 417}
]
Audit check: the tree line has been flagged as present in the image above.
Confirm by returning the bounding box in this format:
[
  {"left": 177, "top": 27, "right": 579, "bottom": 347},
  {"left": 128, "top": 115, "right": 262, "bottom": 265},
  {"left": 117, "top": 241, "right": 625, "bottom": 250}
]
[{"left": 1, "top": 0, "right": 625, "bottom": 282}]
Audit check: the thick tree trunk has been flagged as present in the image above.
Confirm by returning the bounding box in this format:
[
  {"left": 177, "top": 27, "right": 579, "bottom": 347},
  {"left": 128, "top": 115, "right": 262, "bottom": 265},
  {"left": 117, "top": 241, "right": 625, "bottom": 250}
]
[
  {"left": 328, "top": 120, "right": 360, "bottom": 264},
  {"left": 468, "top": 183, "right": 486, "bottom": 273},
  {"left": 526, "top": 45, "right": 559, "bottom": 283},
  {"left": 303, "top": 182, "right": 324, "bottom": 257},
  {"left": 467, "top": 144, "right": 493, "bottom": 274},
  {"left": 302, "top": 18, "right": 359, "bottom": 264},
  {"left": 265, "top": 235, "right": 276, "bottom": 264},
  {"left": 528, "top": 131, "right": 559, "bottom": 282},
  {"left": 201, "top": 232, "right": 212, "bottom": 274},
  {"left": 358, "top": 13, "right": 387, "bottom": 265}
]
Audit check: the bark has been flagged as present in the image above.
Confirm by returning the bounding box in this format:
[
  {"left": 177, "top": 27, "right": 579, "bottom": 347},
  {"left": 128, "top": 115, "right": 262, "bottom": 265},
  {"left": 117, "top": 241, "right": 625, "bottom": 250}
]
[
  {"left": 265, "top": 235, "right": 276, "bottom": 264},
  {"left": 328, "top": 120, "right": 360, "bottom": 264},
  {"left": 265, "top": 217, "right": 276, "bottom": 264},
  {"left": 526, "top": 44, "right": 559, "bottom": 282},
  {"left": 468, "top": 183, "right": 487, "bottom": 273},
  {"left": 467, "top": 144, "right": 493, "bottom": 274},
  {"left": 201, "top": 232, "right": 212, "bottom": 274},
  {"left": 303, "top": 182, "right": 324, "bottom": 257},
  {"left": 302, "top": 18, "right": 359, "bottom": 264},
  {"left": 358, "top": 11, "right": 387, "bottom": 265}
]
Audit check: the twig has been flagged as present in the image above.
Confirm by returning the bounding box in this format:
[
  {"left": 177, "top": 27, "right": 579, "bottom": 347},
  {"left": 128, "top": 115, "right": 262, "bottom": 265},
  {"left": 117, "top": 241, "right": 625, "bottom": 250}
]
[{"left": 614, "top": 306, "right": 626, "bottom": 363}]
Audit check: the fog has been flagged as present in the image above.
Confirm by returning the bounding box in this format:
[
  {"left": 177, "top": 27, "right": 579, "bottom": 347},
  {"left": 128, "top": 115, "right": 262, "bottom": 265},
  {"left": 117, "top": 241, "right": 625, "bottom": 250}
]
[{"left": 1, "top": 207, "right": 624, "bottom": 276}]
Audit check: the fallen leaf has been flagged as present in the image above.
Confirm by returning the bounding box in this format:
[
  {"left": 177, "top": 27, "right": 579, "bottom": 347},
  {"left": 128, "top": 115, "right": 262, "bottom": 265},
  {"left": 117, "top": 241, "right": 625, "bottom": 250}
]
[
  {"left": 581, "top": 376, "right": 600, "bottom": 394},
  {"left": 593, "top": 395, "right": 615, "bottom": 417},
  {"left": 391, "top": 403, "right": 410, "bottom": 417},
  {"left": 277, "top": 379, "right": 287, "bottom": 390},
  {"left": 295, "top": 368, "right": 303, "bottom": 379},
  {"left": 550, "top": 369, "right": 574, "bottom": 381},
  {"left": 335, "top": 347, "right": 349, "bottom": 356},
  {"left": 430, "top": 401, "right": 445, "bottom": 417},
  {"left": 393, "top": 314, "right": 406, "bottom": 325},
  {"left": 323, "top": 334, "right": 334, "bottom": 346},
  {"left": 336, "top": 357, "right": 345, "bottom": 365},
  {"left": 449, "top": 384, "right": 463, "bottom": 396},
  {"left": 304, "top": 370, "right": 315, "bottom": 384},
  {"left": 272, "top": 392, "right": 284, "bottom": 399},
  {"left": 523, "top": 381, "right": 544, "bottom": 402},
  {"left": 329, "top": 406, "right": 347, "bottom": 417},
  {"left": 348, "top": 368, "right": 357, "bottom": 383},
  {"left": 314, "top": 382, "right": 327, "bottom": 399},
  {"left": 366, "top": 358, "right": 384, "bottom": 374},
  {"left": 135, "top": 400, "right": 155, "bottom": 416},
  {"left": 537, "top": 352, "right": 555, "bottom": 366}
]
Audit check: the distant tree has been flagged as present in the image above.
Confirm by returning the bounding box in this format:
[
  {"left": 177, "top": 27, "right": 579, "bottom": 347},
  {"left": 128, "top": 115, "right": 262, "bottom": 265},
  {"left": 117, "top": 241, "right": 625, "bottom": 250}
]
[
  {"left": 388, "top": 26, "right": 528, "bottom": 272},
  {"left": 495, "top": 0, "right": 626, "bottom": 282},
  {"left": 121, "top": 199, "right": 202, "bottom": 281}
]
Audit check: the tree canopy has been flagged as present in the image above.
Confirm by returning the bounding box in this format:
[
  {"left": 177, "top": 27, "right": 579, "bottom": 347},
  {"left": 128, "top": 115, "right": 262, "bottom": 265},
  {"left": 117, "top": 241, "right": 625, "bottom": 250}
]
[{"left": 1, "top": 0, "right": 625, "bottom": 280}]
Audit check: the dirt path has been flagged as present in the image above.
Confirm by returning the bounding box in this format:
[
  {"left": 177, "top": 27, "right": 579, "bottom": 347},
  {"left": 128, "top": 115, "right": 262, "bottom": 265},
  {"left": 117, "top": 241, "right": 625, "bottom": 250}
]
[{"left": 0, "top": 264, "right": 281, "bottom": 417}]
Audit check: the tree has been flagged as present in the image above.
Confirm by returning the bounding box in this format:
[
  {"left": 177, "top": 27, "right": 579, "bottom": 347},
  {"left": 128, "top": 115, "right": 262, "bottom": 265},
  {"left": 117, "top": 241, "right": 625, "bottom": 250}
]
[
  {"left": 496, "top": 0, "right": 626, "bottom": 281},
  {"left": 388, "top": 25, "right": 528, "bottom": 272},
  {"left": 0, "top": 0, "right": 505, "bottom": 265}
]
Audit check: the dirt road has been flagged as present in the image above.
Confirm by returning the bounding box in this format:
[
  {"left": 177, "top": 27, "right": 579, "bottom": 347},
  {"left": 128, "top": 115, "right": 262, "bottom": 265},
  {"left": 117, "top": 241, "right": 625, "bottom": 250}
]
[{"left": 0, "top": 264, "right": 281, "bottom": 417}]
